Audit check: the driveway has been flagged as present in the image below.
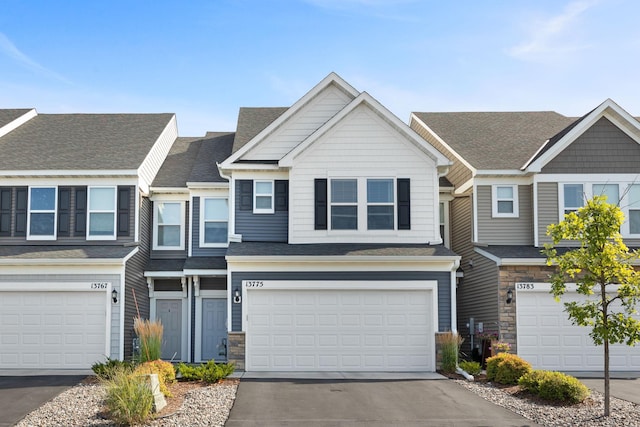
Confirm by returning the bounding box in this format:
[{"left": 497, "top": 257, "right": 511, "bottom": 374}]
[
  {"left": 0, "top": 375, "right": 86, "bottom": 427},
  {"left": 580, "top": 378, "right": 640, "bottom": 404},
  {"left": 226, "top": 378, "right": 540, "bottom": 427}
]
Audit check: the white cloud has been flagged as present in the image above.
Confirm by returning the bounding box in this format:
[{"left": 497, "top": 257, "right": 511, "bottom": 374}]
[
  {"left": 0, "top": 32, "right": 70, "bottom": 83},
  {"left": 508, "top": 0, "right": 599, "bottom": 62}
]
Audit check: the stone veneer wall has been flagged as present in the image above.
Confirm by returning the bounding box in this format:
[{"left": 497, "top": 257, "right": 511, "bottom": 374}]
[
  {"left": 227, "top": 332, "right": 245, "bottom": 371},
  {"left": 498, "top": 265, "right": 555, "bottom": 354}
]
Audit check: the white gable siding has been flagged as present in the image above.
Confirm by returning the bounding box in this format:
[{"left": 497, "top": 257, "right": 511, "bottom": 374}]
[
  {"left": 289, "top": 105, "right": 440, "bottom": 244},
  {"left": 243, "top": 85, "right": 354, "bottom": 160},
  {"left": 138, "top": 115, "right": 178, "bottom": 193}
]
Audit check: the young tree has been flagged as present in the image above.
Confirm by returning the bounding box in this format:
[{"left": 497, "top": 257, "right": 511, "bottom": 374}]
[{"left": 544, "top": 196, "right": 640, "bottom": 417}]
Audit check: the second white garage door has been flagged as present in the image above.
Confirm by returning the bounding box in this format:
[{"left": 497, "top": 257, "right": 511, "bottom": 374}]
[
  {"left": 246, "top": 287, "right": 434, "bottom": 371},
  {"left": 517, "top": 284, "right": 640, "bottom": 371}
]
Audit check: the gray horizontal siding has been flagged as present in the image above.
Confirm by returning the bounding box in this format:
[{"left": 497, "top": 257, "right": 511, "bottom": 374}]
[
  {"left": 231, "top": 271, "right": 452, "bottom": 333},
  {"left": 477, "top": 185, "right": 533, "bottom": 245},
  {"left": 191, "top": 197, "right": 227, "bottom": 257},
  {"left": 234, "top": 181, "right": 288, "bottom": 242},
  {"left": 542, "top": 117, "right": 640, "bottom": 173},
  {"left": 537, "top": 182, "right": 558, "bottom": 246}
]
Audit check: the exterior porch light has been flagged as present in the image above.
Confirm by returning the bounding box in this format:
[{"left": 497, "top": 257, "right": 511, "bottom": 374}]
[
  {"left": 233, "top": 288, "right": 242, "bottom": 304},
  {"left": 112, "top": 289, "right": 118, "bottom": 303},
  {"left": 506, "top": 288, "right": 513, "bottom": 304}
]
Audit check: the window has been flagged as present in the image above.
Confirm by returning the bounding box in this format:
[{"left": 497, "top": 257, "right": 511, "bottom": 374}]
[
  {"left": 331, "top": 179, "right": 357, "bottom": 230},
  {"left": 87, "top": 187, "right": 116, "bottom": 239},
  {"left": 253, "top": 181, "right": 274, "bottom": 214},
  {"left": 154, "top": 202, "right": 184, "bottom": 249},
  {"left": 28, "top": 187, "right": 56, "bottom": 239},
  {"left": 492, "top": 185, "right": 518, "bottom": 217},
  {"left": 629, "top": 185, "right": 640, "bottom": 234},
  {"left": 593, "top": 184, "right": 619, "bottom": 205},
  {"left": 201, "top": 198, "right": 228, "bottom": 246},
  {"left": 439, "top": 202, "right": 445, "bottom": 240},
  {"left": 367, "top": 179, "right": 394, "bottom": 229},
  {"left": 563, "top": 184, "right": 584, "bottom": 215}
]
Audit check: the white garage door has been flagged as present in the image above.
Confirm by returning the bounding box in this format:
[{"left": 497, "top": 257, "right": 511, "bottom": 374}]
[
  {"left": 0, "top": 291, "right": 107, "bottom": 370},
  {"left": 517, "top": 284, "right": 640, "bottom": 371},
  {"left": 246, "top": 288, "right": 434, "bottom": 371}
]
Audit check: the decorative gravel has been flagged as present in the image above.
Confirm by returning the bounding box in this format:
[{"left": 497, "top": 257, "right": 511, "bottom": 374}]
[
  {"left": 455, "top": 379, "right": 640, "bottom": 427},
  {"left": 15, "top": 380, "right": 238, "bottom": 427}
]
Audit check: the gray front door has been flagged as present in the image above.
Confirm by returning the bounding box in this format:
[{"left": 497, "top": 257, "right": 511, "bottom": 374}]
[
  {"left": 202, "top": 298, "right": 227, "bottom": 361},
  {"left": 156, "top": 299, "right": 182, "bottom": 360}
]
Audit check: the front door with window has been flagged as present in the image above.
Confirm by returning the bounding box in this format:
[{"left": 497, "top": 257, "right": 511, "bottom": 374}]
[
  {"left": 201, "top": 298, "right": 228, "bottom": 361},
  {"left": 156, "top": 299, "right": 182, "bottom": 360}
]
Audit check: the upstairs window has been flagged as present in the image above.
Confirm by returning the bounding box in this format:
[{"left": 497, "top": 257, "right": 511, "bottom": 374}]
[
  {"left": 629, "top": 185, "right": 640, "bottom": 234},
  {"left": 331, "top": 179, "right": 358, "bottom": 230},
  {"left": 367, "top": 179, "right": 394, "bottom": 230},
  {"left": 563, "top": 184, "right": 584, "bottom": 216},
  {"left": 28, "top": 187, "right": 56, "bottom": 239},
  {"left": 253, "top": 181, "right": 274, "bottom": 214},
  {"left": 492, "top": 185, "right": 518, "bottom": 218},
  {"left": 154, "top": 202, "right": 184, "bottom": 249},
  {"left": 592, "top": 183, "right": 619, "bottom": 205},
  {"left": 87, "top": 187, "right": 116, "bottom": 239},
  {"left": 201, "top": 198, "right": 229, "bottom": 246}
]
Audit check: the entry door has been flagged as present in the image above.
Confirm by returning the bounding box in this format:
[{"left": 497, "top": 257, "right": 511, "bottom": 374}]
[
  {"left": 202, "top": 298, "right": 228, "bottom": 361},
  {"left": 156, "top": 299, "right": 182, "bottom": 360}
]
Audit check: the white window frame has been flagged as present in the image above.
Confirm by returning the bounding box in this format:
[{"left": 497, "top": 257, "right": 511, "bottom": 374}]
[
  {"left": 153, "top": 201, "right": 185, "bottom": 250},
  {"left": 26, "top": 186, "right": 57, "bottom": 240},
  {"left": 559, "top": 183, "right": 584, "bottom": 220},
  {"left": 492, "top": 184, "right": 519, "bottom": 218},
  {"left": 627, "top": 184, "right": 640, "bottom": 236},
  {"left": 366, "top": 178, "right": 395, "bottom": 230},
  {"left": 87, "top": 186, "right": 117, "bottom": 241},
  {"left": 200, "top": 197, "right": 229, "bottom": 248},
  {"left": 329, "top": 178, "right": 359, "bottom": 231},
  {"left": 253, "top": 180, "right": 274, "bottom": 214}
]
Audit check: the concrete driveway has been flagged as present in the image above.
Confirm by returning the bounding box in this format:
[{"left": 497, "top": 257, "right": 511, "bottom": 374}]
[
  {"left": 0, "top": 375, "right": 86, "bottom": 427},
  {"left": 226, "top": 378, "right": 540, "bottom": 427},
  {"left": 580, "top": 378, "right": 640, "bottom": 404}
]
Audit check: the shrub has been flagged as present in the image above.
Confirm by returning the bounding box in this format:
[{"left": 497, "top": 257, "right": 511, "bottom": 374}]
[
  {"left": 458, "top": 360, "right": 482, "bottom": 376},
  {"left": 134, "top": 317, "right": 163, "bottom": 363},
  {"left": 134, "top": 360, "right": 176, "bottom": 397},
  {"left": 91, "top": 358, "right": 135, "bottom": 380},
  {"left": 103, "top": 366, "right": 154, "bottom": 426},
  {"left": 436, "top": 331, "right": 464, "bottom": 373},
  {"left": 486, "top": 353, "right": 532, "bottom": 385},
  {"left": 519, "top": 370, "right": 590, "bottom": 403},
  {"left": 177, "top": 360, "right": 235, "bottom": 383}
]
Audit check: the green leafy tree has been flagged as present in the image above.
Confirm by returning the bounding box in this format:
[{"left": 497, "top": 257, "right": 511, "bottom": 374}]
[{"left": 544, "top": 196, "right": 640, "bottom": 416}]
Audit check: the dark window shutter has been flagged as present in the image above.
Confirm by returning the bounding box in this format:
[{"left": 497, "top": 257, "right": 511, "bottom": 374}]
[
  {"left": 57, "top": 187, "right": 71, "bottom": 236},
  {"left": 314, "top": 179, "right": 328, "bottom": 230},
  {"left": 0, "top": 188, "right": 11, "bottom": 236},
  {"left": 397, "top": 179, "right": 411, "bottom": 230},
  {"left": 117, "top": 186, "right": 131, "bottom": 236},
  {"left": 14, "top": 187, "right": 27, "bottom": 236},
  {"left": 275, "top": 180, "right": 289, "bottom": 212},
  {"left": 75, "top": 187, "right": 87, "bottom": 234},
  {"left": 239, "top": 180, "right": 253, "bottom": 211}
]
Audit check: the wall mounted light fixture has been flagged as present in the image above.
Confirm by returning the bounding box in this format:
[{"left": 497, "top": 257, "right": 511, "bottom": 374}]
[
  {"left": 112, "top": 289, "right": 118, "bottom": 303},
  {"left": 506, "top": 288, "right": 513, "bottom": 304},
  {"left": 233, "top": 289, "right": 242, "bottom": 304}
]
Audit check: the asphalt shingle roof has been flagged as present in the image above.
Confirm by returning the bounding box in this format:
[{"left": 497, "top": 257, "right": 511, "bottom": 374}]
[
  {"left": 413, "top": 111, "right": 576, "bottom": 170},
  {"left": 0, "top": 113, "right": 174, "bottom": 170},
  {"left": 0, "top": 109, "right": 32, "bottom": 128},
  {"left": 227, "top": 242, "right": 458, "bottom": 257},
  {"left": 232, "top": 107, "right": 288, "bottom": 154},
  {"left": 0, "top": 245, "right": 136, "bottom": 260},
  {"left": 152, "top": 132, "right": 234, "bottom": 187}
]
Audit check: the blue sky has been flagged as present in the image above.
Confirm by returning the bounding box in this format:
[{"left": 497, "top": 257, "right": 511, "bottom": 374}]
[{"left": 1, "top": 0, "right": 639, "bottom": 136}]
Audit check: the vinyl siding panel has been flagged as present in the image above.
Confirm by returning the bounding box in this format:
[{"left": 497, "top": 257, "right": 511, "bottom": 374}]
[
  {"left": 230, "top": 271, "right": 452, "bottom": 333},
  {"left": 289, "top": 105, "right": 439, "bottom": 244},
  {"left": 138, "top": 116, "right": 178, "bottom": 191},
  {"left": 537, "top": 182, "right": 558, "bottom": 246},
  {"left": 542, "top": 117, "right": 640, "bottom": 173},
  {"left": 243, "top": 85, "right": 353, "bottom": 160},
  {"left": 191, "top": 197, "right": 228, "bottom": 257},
  {"left": 234, "top": 182, "right": 288, "bottom": 242},
  {"left": 477, "top": 185, "right": 533, "bottom": 245}
]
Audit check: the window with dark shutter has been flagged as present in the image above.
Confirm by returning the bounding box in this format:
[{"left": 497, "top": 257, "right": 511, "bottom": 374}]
[
  {"left": 239, "top": 180, "right": 253, "bottom": 211},
  {"left": 57, "top": 187, "right": 71, "bottom": 236},
  {"left": 314, "top": 178, "right": 328, "bottom": 230},
  {"left": 117, "top": 186, "right": 131, "bottom": 236},
  {"left": 14, "top": 187, "right": 27, "bottom": 236},
  {"left": 397, "top": 178, "right": 411, "bottom": 230},
  {"left": 74, "top": 187, "right": 87, "bottom": 234},
  {"left": 0, "top": 188, "right": 11, "bottom": 236},
  {"left": 275, "top": 180, "right": 289, "bottom": 212}
]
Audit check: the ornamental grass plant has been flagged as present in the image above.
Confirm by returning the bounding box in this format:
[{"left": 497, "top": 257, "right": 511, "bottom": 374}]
[
  {"left": 134, "top": 317, "right": 163, "bottom": 363},
  {"left": 102, "top": 366, "right": 154, "bottom": 426},
  {"left": 436, "top": 331, "right": 464, "bottom": 373}
]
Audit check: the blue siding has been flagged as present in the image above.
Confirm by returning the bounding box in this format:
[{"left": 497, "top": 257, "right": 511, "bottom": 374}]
[
  {"left": 235, "top": 181, "right": 288, "bottom": 242},
  {"left": 191, "top": 197, "right": 227, "bottom": 257},
  {"left": 231, "top": 271, "right": 452, "bottom": 332}
]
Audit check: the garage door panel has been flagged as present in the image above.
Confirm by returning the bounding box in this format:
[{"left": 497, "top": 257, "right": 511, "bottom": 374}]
[{"left": 247, "top": 288, "right": 433, "bottom": 371}]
